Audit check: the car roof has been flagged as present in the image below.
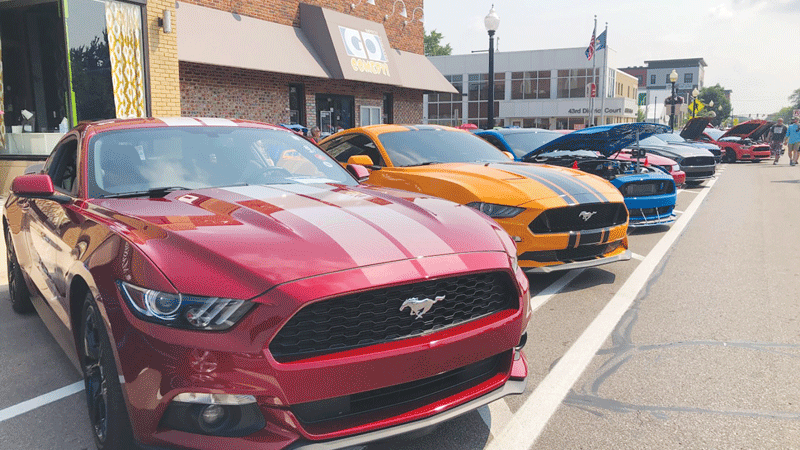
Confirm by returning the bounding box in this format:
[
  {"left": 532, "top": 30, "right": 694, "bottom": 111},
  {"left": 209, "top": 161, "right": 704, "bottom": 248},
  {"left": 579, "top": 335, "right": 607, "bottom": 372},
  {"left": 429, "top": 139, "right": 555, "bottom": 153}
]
[{"left": 82, "top": 117, "right": 286, "bottom": 134}]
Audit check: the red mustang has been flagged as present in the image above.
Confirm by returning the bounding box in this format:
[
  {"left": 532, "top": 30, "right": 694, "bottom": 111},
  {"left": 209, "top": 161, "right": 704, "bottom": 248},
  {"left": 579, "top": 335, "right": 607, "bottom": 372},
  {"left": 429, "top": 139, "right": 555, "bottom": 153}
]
[
  {"left": 681, "top": 118, "right": 771, "bottom": 163},
  {"left": 4, "top": 118, "right": 529, "bottom": 450}
]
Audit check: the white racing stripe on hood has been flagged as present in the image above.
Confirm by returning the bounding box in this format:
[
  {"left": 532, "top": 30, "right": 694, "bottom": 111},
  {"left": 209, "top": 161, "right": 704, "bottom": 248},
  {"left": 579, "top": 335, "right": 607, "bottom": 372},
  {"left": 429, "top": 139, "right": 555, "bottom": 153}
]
[
  {"left": 279, "top": 184, "right": 456, "bottom": 259},
  {"left": 197, "top": 118, "right": 238, "bottom": 127},
  {"left": 223, "top": 185, "right": 407, "bottom": 266},
  {"left": 159, "top": 117, "right": 203, "bottom": 127}
]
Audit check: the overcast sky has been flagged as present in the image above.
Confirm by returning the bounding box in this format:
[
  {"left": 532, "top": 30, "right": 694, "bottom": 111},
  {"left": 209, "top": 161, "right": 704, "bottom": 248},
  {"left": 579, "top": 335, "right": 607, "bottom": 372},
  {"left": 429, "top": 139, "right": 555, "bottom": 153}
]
[{"left": 423, "top": 0, "right": 800, "bottom": 117}]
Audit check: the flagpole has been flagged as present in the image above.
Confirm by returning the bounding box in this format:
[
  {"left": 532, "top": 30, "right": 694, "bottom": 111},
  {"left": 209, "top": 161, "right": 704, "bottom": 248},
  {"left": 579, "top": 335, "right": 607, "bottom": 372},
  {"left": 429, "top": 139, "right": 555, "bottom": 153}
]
[
  {"left": 599, "top": 22, "right": 608, "bottom": 125},
  {"left": 589, "top": 16, "right": 597, "bottom": 127}
]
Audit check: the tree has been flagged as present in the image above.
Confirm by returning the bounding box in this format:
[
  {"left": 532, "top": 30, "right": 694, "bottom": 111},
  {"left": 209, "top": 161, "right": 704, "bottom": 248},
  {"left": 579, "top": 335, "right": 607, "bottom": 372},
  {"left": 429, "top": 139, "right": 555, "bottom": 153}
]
[
  {"left": 697, "top": 84, "right": 731, "bottom": 127},
  {"left": 424, "top": 30, "right": 452, "bottom": 56},
  {"left": 789, "top": 88, "right": 800, "bottom": 110},
  {"left": 636, "top": 107, "right": 646, "bottom": 122}
]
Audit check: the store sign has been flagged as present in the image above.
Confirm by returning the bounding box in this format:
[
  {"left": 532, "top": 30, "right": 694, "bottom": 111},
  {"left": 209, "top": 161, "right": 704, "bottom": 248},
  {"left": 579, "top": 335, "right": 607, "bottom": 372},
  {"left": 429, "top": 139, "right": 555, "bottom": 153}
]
[{"left": 339, "top": 26, "right": 390, "bottom": 77}]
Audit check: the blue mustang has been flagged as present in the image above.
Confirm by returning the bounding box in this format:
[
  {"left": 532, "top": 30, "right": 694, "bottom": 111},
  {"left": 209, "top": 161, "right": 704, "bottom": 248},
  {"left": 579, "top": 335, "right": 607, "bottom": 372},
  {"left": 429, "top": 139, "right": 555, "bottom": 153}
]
[{"left": 476, "top": 124, "right": 677, "bottom": 228}]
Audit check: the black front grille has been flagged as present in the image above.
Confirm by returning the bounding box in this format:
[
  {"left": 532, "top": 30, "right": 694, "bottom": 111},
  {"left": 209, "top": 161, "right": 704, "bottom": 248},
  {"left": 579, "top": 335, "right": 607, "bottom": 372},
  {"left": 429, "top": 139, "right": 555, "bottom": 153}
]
[
  {"left": 520, "top": 241, "right": 623, "bottom": 263},
  {"left": 269, "top": 272, "right": 518, "bottom": 362},
  {"left": 618, "top": 180, "right": 675, "bottom": 198},
  {"left": 630, "top": 205, "right": 674, "bottom": 218},
  {"left": 682, "top": 156, "right": 716, "bottom": 167},
  {"left": 529, "top": 203, "right": 627, "bottom": 234},
  {"left": 291, "top": 353, "right": 505, "bottom": 425}
]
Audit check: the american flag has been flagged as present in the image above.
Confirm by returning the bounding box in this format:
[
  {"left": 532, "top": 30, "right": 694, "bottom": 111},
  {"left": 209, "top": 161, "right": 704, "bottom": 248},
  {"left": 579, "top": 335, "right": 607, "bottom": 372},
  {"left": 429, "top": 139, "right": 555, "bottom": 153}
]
[{"left": 585, "top": 29, "right": 596, "bottom": 60}]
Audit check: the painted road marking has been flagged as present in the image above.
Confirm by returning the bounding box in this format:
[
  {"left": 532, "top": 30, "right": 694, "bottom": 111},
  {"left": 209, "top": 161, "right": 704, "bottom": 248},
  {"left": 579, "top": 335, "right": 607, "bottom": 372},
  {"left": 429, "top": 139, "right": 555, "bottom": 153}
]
[
  {"left": 486, "top": 175, "right": 717, "bottom": 450},
  {"left": 0, "top": 381, "right": 83, "bottom": 423},
  {"left": 528, "top": 269, "right": 584, "bottom": 315},
  {"left": 478, "top": 399, "right": 515, "bottom": 437}
]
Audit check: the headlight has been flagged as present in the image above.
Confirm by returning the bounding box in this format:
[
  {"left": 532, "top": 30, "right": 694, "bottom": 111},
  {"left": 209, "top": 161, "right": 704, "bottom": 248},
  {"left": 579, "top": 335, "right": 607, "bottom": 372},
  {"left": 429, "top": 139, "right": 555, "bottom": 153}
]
[
  {"left": 117, "top": 281, "right": 255, "bottom": 331},
  {"left": 467, "top": 202, "right": 525, "bottom": 218},
  {"left": 493, "top": 228, "right": 519, "bottom": 272},
  {"left": 672, "top": 164, "right": 680, "bottom": 172}
]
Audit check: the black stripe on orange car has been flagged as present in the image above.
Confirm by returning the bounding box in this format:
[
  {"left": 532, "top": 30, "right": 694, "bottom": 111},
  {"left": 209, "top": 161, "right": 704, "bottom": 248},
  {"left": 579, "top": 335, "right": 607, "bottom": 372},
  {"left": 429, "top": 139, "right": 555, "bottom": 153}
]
[{"left": 505, "top": 163, "right": 609, "bottom": 204}]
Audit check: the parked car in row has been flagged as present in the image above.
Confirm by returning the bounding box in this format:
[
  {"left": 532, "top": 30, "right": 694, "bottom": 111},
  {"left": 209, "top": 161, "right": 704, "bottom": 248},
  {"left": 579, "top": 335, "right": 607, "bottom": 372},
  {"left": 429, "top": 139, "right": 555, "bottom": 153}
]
[
  {"left": 653, "top": 131, "right": 722, "bottom": 163},
  {"left": 635, "top": 135, "right": 716, "bottom": 185},
  {"left": 481, "top": 124, "right": 678, "bottom": 228},
  {"left": 681, "top": 118, "right": 771, "bottom": 163},
  {"left": 319, "top": 125, "right": 632, "bottom": 273},
  {"left": 476, "top": 127, "right": 687, "bottom": 189},
  {"left": 4, "top": 118, "right": 530, "bottom": 450}
]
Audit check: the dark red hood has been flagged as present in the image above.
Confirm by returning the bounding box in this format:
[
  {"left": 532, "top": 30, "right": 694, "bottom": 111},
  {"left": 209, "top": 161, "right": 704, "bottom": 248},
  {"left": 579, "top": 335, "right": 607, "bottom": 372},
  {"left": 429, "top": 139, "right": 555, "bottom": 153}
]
[
  {"left": 680, "top": 118, "right": 713, "bottom": 140},
  {"left": 88, "top": 184, "right": 505, "bottom": 299},
  {"left": 721, "top": 120, "right": 770, "bottom": 139}
]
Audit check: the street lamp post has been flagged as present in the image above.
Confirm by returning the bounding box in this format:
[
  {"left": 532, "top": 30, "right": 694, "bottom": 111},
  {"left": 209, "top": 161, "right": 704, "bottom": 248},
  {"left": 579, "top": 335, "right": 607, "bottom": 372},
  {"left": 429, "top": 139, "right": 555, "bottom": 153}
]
[
  {"left": 691, "top": 87, "right": 699, "bottom": 119},
  {"left": 484, "top": 6, "right": 500, "bottom": 129},
  {"left": 668, "top": 69, "right": 678, "bottom": 129}
]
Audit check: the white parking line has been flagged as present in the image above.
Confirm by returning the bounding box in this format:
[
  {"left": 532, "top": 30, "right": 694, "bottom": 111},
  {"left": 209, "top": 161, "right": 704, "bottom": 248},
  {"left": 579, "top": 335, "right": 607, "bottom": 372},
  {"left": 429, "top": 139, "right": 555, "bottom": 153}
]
[
  {"left": 486, "top": 176, "right": 717, "bottom": 450},
  {"left": 0, "top": 380, "right": 83, "bottom": 423},
  {"left": 528, "top": 269, "right": 583, "bottom": 315}
]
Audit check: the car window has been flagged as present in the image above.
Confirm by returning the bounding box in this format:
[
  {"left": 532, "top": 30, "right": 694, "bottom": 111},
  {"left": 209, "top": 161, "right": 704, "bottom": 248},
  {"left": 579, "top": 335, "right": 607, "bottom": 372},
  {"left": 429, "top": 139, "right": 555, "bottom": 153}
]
[
  {"left": 48, "top": 138, "right": 79, "bottom": 195},
  {"left": 500, "top": 131, "right": 563, "bottom": 158},
  {"left": 86, "top": 127, "right": 357, "bottom": 198},
  {"left": 480, "top": 134, "right": 507, "bottom": 152},
  {"left": 377, "top": 129, "right": 509, "bottom": 166},
  {"left": 323, "top": 134, "right": 386, "bottom": 166}
]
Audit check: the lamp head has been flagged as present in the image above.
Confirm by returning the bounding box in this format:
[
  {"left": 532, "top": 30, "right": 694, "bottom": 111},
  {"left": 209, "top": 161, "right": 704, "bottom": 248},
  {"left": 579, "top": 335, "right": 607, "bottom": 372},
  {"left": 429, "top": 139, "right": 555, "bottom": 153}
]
[
  {"left": 484, "top": 5, "right": 500, "bottom": 33},
  {"left": 669, "top": 69, "right": 678, "bottom": 83}
]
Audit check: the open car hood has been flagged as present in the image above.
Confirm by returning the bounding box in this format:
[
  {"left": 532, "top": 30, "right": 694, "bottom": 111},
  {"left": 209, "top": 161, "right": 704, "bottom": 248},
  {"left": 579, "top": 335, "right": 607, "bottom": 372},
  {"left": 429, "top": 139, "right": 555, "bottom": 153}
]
[
  {"left": 680, "top": 117, "right": 713, "bottom": 140},
  {"left": 720, "top": 120, "right": 769, "bottom": 139},
  {"left": 522, "top": 123, "right": 671, "bottom": 161}
]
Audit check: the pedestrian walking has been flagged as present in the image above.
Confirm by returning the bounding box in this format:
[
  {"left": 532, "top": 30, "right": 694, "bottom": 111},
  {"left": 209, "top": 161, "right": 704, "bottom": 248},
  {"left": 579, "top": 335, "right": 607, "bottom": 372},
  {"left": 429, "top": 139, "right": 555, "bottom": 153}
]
[
  {"left": 769, "top": 118, "right": 789, "bottom": 164},
  {"left": 787, "top": 118, "right": 800, "bottom": 166}
]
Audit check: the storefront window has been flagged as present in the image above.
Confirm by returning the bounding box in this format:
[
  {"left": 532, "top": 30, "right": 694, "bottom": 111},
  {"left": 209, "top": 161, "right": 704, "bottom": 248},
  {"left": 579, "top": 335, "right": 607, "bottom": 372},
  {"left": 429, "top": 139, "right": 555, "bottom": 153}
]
[
  {"left": 556, "top": 68, "right": 599, "bottom": 99},
  {"left": 511, "top": 71, "right": 550, "bottom": 100},
  {"left": 1, "top": 0, "right": 146, "bottom": 156},
  {"left": 427, "top": 75, "right": 463, "bottom": 127}
]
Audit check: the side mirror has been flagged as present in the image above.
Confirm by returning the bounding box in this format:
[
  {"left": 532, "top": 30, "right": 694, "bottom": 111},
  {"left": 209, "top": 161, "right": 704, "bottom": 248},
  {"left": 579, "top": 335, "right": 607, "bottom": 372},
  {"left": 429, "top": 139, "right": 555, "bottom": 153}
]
[
  {"left": 11, "top": 174, "right": 56, "bottom": 198},
  {"left": 346, "top": 164, "right": 370, "bottom": 182},
  {"left": 347, "top": 155, "right": 375, "bottom": 166}
]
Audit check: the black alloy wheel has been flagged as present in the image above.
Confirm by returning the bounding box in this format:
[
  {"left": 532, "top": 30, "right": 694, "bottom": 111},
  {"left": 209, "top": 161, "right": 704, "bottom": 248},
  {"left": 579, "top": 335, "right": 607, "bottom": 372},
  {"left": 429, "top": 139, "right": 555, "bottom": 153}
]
[
  {"left": 81, "top": 293, "right": 135, "bottom": 450},
  {"left": 5, "top": 226, "right": 34, "bottom": 313}
]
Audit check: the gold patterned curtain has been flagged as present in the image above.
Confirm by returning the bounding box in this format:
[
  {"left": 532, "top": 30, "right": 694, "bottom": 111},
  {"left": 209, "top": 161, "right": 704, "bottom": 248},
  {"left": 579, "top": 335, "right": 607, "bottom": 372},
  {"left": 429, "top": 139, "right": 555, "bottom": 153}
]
[{"left": 104, "top": 1, "right": 146, "bottom": 118}]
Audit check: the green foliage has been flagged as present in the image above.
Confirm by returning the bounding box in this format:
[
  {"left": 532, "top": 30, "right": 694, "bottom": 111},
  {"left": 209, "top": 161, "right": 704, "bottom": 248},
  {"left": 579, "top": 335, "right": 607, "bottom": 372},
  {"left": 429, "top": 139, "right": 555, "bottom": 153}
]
[
  {"left": 769, "top": 107, "right": 794, "bottom": 123},
  {"left": 789, "top": 88, "right": 800, "bottom": 110},
  {"left": 697, "top": 85, "right": 730, "bottom": 127},
  {"left": 636, "top": 107, "right": 646, "bottom": 122},
  {"left": 424, "top": 30, "right": 452, "bottom": 56}
]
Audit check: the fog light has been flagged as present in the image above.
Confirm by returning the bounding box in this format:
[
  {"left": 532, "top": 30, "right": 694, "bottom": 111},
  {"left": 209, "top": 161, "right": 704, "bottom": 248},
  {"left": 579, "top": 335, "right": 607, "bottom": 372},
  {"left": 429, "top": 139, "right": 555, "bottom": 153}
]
[{"left": 201, "top": 404, "right": 225, "bottom": 425}]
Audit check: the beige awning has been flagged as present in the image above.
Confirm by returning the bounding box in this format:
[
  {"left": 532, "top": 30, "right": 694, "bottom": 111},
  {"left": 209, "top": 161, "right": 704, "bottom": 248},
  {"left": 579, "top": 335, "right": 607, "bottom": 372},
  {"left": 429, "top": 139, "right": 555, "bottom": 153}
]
[
  {"left": 176, "top": 2, "right": 331, "bottom": 79},
  {"left": 176, "top": 2, "right": 456, "bottom": 93}
]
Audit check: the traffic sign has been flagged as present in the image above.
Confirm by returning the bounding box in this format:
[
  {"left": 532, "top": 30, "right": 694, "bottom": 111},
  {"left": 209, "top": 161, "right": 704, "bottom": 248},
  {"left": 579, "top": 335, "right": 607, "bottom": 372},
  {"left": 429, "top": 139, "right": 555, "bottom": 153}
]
[{"left": 688, "top": 99, "right": 705, "bottom": 115}]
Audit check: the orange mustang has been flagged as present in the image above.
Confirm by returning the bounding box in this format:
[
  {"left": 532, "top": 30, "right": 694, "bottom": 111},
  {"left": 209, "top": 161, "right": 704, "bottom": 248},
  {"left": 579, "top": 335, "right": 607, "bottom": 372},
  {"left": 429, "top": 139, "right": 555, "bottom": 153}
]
[{"left": 319, "top": 125, "right": 631, "bottom": 273}]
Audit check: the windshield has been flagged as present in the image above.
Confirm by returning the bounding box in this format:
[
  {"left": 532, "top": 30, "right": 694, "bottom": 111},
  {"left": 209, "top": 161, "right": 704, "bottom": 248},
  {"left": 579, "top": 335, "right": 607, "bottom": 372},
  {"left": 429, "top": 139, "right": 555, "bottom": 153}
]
[
  {"left": 377, "top": 129, "right": 509, "bottom": 166},
  {"left": 705, "top": 128, "right": 725, "bottom": 140},
  {"left": 655, "top": 133, "right": 687, "bottom": 144},
  {"left": 500, "top": 131, "right": 563, "bottom": 158},
  {"left": 87, "top": 126, "right": 356, "bottom": 198},
  {"left": 639, "top": 136, "right": 668, "bottom": 147}
]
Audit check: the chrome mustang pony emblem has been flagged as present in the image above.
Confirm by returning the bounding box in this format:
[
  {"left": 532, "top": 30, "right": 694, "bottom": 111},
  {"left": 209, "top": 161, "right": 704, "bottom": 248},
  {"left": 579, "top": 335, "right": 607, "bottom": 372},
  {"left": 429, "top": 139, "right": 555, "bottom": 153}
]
[
  {"left": 400, "top": 295, "right": 446, "bottom": 319},
  {"left": 578, "top": 211, "right": 597, "bottom": 222}
]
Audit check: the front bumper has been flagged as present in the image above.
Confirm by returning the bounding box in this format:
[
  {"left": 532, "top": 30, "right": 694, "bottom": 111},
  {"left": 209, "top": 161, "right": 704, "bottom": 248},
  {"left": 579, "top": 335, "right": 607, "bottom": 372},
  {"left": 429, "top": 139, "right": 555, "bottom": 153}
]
[
  {"left": 525, "top": 249, "right": 631, "bottom": 273},
  {"left": 104, "top": 252, "right": 530, "bottom": 449},
  {"left": 629, "top": 214, "right": 677, "bottom": 228}
]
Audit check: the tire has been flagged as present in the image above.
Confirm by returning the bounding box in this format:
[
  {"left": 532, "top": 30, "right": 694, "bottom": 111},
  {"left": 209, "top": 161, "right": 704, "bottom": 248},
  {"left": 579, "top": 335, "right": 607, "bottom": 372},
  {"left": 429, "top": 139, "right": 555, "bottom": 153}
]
[
  {"left": 80, "top": 293, "right": 136, "bottom": 450},
  {"left": 5, "top": 226, "right": 34, "bottom": 313},
  {"left": 751, "top": 159, "right": 762, "bottom": 163},
  {"left": 724, "top": 149, "right": 736, "bottom": 163}
]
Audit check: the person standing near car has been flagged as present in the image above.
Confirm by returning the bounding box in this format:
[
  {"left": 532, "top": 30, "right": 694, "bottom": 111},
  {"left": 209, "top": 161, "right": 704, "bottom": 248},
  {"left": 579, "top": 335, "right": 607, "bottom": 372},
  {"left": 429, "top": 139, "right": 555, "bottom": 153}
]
[
  {"left": 769, "top": 118, "right": 789, "bottom": 164},
  {"left": 309, "top": 127, "right": 322, "bottom": 144},
  {"left": 787, "top": 118, "right": 800, "bottom": 166}
]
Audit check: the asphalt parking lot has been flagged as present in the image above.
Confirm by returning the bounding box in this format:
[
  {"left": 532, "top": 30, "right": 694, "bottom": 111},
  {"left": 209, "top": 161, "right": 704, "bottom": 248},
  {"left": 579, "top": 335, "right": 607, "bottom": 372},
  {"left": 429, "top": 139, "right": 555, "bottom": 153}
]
[{"left": 3, "top": 161, "right": 800, "bottom": 449}]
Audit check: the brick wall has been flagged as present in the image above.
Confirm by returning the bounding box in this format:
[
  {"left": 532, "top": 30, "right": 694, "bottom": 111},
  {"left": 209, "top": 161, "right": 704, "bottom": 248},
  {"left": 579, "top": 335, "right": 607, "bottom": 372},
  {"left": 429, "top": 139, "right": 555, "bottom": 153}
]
[
  {"left": 180, "top": 62, "right": 423, "bottom": 125},
  {"left": 179, "top": 0, "right": 424, "bottom": 54},
  {"left": 147, "top": 0, "right": 181, "bottom": 116}
]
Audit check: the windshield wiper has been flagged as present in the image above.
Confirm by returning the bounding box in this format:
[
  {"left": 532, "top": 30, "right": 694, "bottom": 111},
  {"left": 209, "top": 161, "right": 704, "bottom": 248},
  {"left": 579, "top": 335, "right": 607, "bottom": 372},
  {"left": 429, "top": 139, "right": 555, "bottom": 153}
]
[
  {"left": 101, "top": 186, "right": 191, "bottom": 199},
  {"left": 404, "top": 161, "right": 443, "bottom": 167}
]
